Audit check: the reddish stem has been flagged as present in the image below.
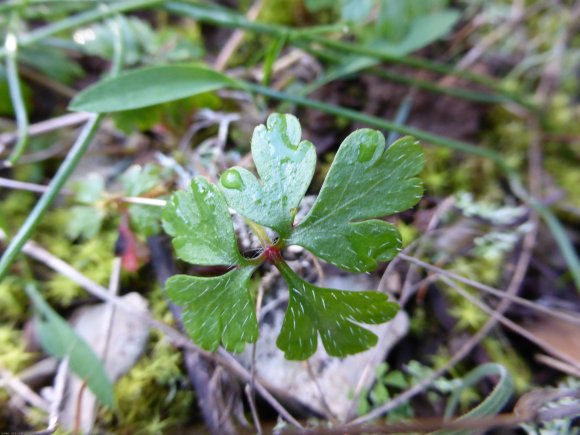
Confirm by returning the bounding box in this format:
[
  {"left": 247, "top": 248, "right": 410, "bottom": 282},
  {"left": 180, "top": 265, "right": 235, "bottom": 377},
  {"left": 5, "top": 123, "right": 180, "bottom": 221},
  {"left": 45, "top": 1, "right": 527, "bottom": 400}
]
[{"left": 262, "top": 245, "right": 282, "bottom": 264}]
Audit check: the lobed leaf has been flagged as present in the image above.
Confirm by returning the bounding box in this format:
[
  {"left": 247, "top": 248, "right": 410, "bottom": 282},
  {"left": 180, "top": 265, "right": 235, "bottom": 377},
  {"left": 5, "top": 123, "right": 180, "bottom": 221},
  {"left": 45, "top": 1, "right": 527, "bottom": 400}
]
[
  {"left": 276, "top": 262, "right": 399, "bottom": 360},
  {"left": 289, "top": 134, "right": 424, "bottom": 272},
  {"left": 162, "top": 177, "right": 245, "bottom": 266},
  {"left": 219, "top": 113, "right": 316, "bottom": 238},
  {"left": 166, "top": 267, "right": 258, "bottom": 353}
]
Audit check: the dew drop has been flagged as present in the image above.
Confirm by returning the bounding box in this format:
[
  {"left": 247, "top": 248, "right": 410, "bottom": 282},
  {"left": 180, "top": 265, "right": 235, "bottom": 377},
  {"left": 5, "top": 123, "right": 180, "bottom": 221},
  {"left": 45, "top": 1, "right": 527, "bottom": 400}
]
[
  {"left": 220, "top": 169, "right": 244, "bottom": 190},
  {"left": 357, "top": 140, "right": 378, "bottom": 163}
]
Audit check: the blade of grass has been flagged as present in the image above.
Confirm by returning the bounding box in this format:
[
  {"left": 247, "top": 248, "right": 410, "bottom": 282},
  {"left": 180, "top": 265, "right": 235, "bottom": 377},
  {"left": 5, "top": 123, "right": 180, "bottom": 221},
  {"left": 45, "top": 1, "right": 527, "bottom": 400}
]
[
  {"left": 0, "top": 0, "right": 161, "bottom": 59},
  {"left": 294, "top": 42, "right": 513, "bottom": 104},
  {"left": 3, "top": 17, "right": 29, "bottom": 166},
  {"left": 386, "top": 91, "right": 414, "bottom": 146},
  {"left": 0, "top": 0, "right": 124, "bottom": 13},
  {"left": 246, "top": 83, "right": 512, "bottom": 168},
  {"left": 164, "top": 1, "right": 536, "bottom": 111},
  {"left": 436, "top": 363, "right": 514, "bottom": 435},
  {"left": 24, "top": 283, "right": 115, "bottom": 408},
  {"left": 0, "top": 16, "right": 125, "bottom": 281},
  {"left": 0, "top": 113, "right": 101, "bottom": 280}
]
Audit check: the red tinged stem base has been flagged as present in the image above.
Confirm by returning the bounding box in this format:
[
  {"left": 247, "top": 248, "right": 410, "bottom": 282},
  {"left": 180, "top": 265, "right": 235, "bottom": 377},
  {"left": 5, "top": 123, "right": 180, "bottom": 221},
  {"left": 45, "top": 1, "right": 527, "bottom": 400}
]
[{"left": 263, "top": 245, "right": 282, "bottom": 264}]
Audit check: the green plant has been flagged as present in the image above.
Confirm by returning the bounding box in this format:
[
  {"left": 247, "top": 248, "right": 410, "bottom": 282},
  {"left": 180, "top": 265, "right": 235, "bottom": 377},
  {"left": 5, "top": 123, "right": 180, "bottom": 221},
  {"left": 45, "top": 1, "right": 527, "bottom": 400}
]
[{"left": 161, "top": 113, "right": 424, "bottom": 360}]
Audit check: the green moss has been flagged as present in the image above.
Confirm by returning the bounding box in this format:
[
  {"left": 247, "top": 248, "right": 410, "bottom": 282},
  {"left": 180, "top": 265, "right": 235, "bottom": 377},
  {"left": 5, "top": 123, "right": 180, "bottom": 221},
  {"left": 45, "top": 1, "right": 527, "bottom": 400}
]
[
  {"left": 0, "top": 326, "right": 35, "bottom": 373},
  {"left": 0, "top": 276, "right": 29, "bottom": 321},
  {"left": 100, "top": 330, "right": 195, "bottom": 433},
  {"left": 148, "top": 284, "right": 173, "bottom": 325},
  {"left": 546, "top": 157, "right": 580, "bottom": 208},
  {"left": 227, "top": 0, "right": 303, "bottom": 68},
  {"left": 0, "top": 191, "right": 36, "bottom": 232},
  {"left": 44, "top": 232, "right": 116, "bottom": 307},
  {"left": 257, "top": 0, "right": 303, "bottom": 26},
  {"left": 448, "top": 289, "right": 489, "bottom": 331},
  {"left": 422, "top": 147, "right": 502, "bottom": 198},
  {"left": 396, "top": 221, "right": 420, "bottom": 248}
]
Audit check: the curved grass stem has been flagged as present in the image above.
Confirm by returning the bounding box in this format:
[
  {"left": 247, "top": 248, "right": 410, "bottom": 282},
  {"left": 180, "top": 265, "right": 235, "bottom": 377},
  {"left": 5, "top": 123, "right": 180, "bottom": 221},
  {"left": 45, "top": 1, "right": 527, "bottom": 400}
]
[
  {"left": 3, "top": 18, "right": 29, "bottom": 166},
  {"left": 0, "top": 15, "right": 126, "bottom": 281},
  {"left": 0, "top": 114, "right": 102, "bottom": 280},
  {"left": 164, "top": 1, "right": 536, "bottom": 111}
]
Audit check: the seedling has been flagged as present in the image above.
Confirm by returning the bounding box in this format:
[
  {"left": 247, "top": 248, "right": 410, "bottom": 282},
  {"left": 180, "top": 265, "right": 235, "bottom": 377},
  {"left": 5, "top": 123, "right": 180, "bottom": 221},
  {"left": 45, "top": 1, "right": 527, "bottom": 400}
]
[{"left": 162, "top": 113, "right": 424, "bottom": 360}]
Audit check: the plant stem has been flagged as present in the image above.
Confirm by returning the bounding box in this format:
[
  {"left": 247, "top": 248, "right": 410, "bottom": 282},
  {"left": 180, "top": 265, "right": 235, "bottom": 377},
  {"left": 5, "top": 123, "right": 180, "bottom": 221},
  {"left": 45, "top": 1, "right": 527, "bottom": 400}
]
[
  {"left": 0, "top": 114, "right": 102, "bottom": 280},
  {"left": 243, "top": 217, "right": 271, "bottom": 247},
  {"left": 0, "top": 15, "right": 126, "bottom": 281},
  {"left": 165, "top": 1, "right": 536, "bottom": 110},
  {"left": 3, "top": 15, "right": 29, "bottom": 166},
  {"left": 246, "top": 83, "right": 512, "bottom": 169}
]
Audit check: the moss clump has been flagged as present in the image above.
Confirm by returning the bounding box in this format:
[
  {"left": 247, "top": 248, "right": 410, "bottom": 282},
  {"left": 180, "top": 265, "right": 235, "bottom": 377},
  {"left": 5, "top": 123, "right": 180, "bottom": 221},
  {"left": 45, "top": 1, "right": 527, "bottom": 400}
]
[
  {"left": 0, "top": 326, "right": 35, "bottom": 373},
  {"left": 99, "top": 329, "right": 195, "bottom": 433},
  {"left": 422, "top": 147, "right": 503, "bottom": 199},
  {"left": 0, "top": 276, "right": 30, "bottom": 321},
  {"left": 44, "top": 232, "right": 116, "bottom": 307}
]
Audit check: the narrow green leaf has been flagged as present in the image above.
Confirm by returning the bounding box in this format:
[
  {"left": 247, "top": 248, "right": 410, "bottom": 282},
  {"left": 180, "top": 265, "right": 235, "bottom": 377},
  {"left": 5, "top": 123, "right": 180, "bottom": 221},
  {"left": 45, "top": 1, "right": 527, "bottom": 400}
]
[
  {"left": 393, "top": 10, "right": 460, "bottom": 54},
  {"left": 275, "top": 262, "right": 399, "bottom": 360},
  {"left": 166, "top": 267, "right": 258, "bottom": 353},
  {"left": 219, "top": 113, "right": 316, "bottom": 237},
  {"left": 69, "top": 64, "right": 239, "bottom": 112},
  {"left": 162, "top": 177, "right": 245, "bottom": 266},
  {"left": 435, "top": 363, "right": 513, "bottom": 435},
  {"left": 24, "top": 285, "right": 114, "bottom": 408},
  {"left": 290, "top": 134, "right": 424, "bottom": 272}
]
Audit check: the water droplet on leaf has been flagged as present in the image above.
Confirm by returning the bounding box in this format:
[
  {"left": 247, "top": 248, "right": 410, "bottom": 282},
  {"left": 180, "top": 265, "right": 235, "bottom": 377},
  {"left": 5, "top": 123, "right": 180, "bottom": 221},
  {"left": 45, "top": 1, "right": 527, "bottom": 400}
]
[
  {"left": 357, "top": 140, "right": 378, "bottom": 163},
  {"left": 220, "top": 169, "right": 244, "bottom": 190}
]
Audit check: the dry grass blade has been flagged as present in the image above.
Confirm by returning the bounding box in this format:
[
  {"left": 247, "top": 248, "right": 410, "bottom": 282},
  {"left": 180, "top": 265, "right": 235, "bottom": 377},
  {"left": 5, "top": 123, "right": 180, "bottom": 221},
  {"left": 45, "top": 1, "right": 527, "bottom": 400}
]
[
  {"left": 351, "top": 214, "right": 538, "bottom": 425},
  {"left": 441, "top": 275, "right": 580, "bottom": 372},
  {"left": 398, "top": 253, "right": 580, "bottom": 325}
]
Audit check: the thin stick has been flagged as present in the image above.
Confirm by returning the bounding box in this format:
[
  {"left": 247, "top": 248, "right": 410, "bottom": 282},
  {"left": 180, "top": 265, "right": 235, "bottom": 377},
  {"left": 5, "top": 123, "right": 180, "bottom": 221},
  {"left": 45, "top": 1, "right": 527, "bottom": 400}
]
[
  {"left": 535, "top": 354, "right": 580, "bottom": 378},
  {"left": 0, "top": 112, "right": 92, "bottom": 147},
  {"left": 47, "top": 357, "right": 69, "bottom": 432},
  {"left": 441, "top": 276, "right": 580, "bottom": 371},
  {"left": 0, "top": 177, "right": 72, "bottom": 194},
  {"left": 244, "top": 384, "right": 263, "bottom": 435},
  {"left": 398, "top": 253, "right": 580, "bottom": 325},
  {"left": 119, "top": 196, "right": 167, "bottom": 207},
  {"left": 0, "top": 179, "right": 166, "bottom": 208},
  {"left": 352, "top": 216, "right": 538, "bottom": 424},
  {"left": 214, "top": 0, "right": 264, "bottom": 72},
  {"left": 3, "top": 24, "right": 29, "bottom": 166},
  {"left": 0, "top": 364, "right": 49, "bottom": 412},
  {"left": 306, "top": 360, "right": 338, "bottom": 423},
  {"left": 247, "top": 278, "right": 265, "bottom": 434}
]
